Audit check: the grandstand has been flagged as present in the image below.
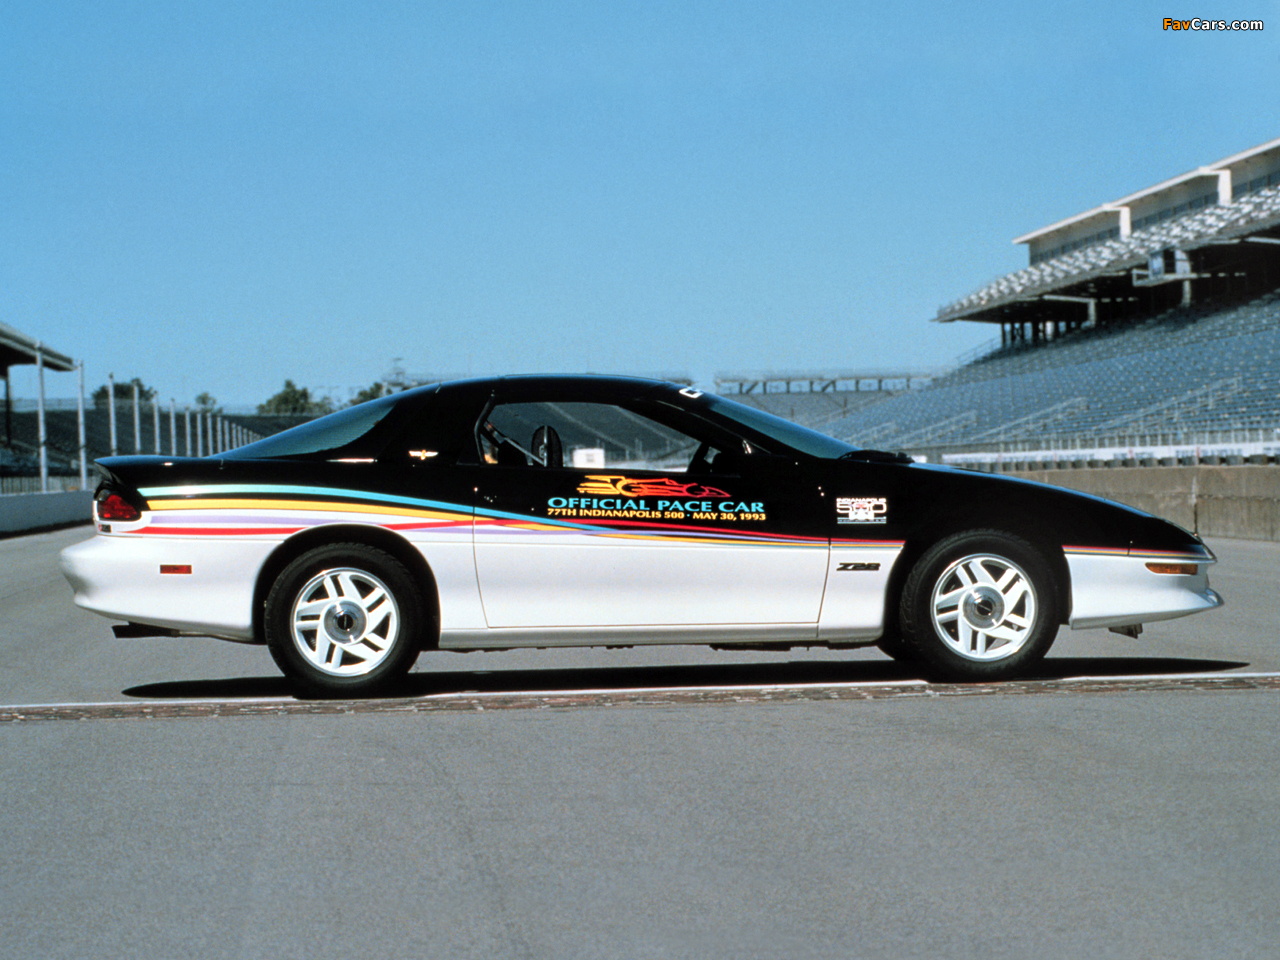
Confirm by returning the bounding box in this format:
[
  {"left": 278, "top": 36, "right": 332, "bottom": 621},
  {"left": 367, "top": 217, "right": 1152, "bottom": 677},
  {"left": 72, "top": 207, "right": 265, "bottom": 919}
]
[
  {"left": 821, "top": 289, "right": 1280, "bottom": 463},
  {"left": 1, "top": 323, "right": 81, "bottom": 492},
  {"left": 713, "top": 369, "right": 931, "bottom": 434},
  {"left": 938, "top": 136, "right": 1280, "bottom": 333},
  {"left": 2, "top": 399, "right": 269, "bottom": 493},
  {"left": 737, "top": 137, "right": 1280, "bottom": 469}
]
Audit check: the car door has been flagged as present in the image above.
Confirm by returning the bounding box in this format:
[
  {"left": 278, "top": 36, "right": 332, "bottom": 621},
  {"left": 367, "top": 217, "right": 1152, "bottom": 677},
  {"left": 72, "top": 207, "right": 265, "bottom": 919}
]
[{"left": 468, "top": 394, "right": 830, "bottom": 631}]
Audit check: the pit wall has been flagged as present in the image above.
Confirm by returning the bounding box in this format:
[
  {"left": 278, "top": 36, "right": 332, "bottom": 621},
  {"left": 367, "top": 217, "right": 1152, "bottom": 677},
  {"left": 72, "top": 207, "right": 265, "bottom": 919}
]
[
  {"left": 1013, "top": 465, "right": 1280, "bottom": 542},
  {"left": 0, "top": 491, "right": 93, "bottom": 535}
]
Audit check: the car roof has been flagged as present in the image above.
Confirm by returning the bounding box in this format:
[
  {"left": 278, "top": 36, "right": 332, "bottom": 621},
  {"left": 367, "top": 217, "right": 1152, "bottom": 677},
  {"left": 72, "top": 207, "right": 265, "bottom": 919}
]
[{"left": 432, "top": 373, "right": 682, "bottom": 400}]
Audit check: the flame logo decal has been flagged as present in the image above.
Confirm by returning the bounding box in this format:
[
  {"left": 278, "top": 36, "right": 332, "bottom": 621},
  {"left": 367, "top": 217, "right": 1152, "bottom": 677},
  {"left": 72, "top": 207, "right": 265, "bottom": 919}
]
[{"left": 576, "top": 475, "right": 730, "bottom": 499}]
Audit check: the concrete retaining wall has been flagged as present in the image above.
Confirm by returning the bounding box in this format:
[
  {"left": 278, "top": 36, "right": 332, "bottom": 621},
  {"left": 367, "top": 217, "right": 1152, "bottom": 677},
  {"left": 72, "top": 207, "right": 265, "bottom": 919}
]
[
  {"left": 0, "top": 491, "right": 93, "bottom": 535},
  {"left": 1017, "top": 465, "right": 1280, "bottom": 541}
]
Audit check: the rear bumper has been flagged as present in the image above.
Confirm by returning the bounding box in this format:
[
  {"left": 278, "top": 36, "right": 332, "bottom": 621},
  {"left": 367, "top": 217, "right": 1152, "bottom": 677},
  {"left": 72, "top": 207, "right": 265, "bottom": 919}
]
[
  {"left": 59, "top": 534, "right": 275, "bottom": 640},
  {"left": 1065, "top": 551, "right": 1224, "bottom": 630}
]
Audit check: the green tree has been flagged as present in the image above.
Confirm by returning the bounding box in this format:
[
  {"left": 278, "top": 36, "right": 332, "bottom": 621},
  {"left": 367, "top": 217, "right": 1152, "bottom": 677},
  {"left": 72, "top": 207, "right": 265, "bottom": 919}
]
[
  {"left": 92, "top": 377, "right": 156, "bottom": 410},
  {"left": 258, "top": 380, "right": 334, "bottom": 416},
  {"left": 194, "top": 392, "right": 221, "bottom": 414},
  {"left": 348, "top": 381, "right": 393, "bottom": 406}
]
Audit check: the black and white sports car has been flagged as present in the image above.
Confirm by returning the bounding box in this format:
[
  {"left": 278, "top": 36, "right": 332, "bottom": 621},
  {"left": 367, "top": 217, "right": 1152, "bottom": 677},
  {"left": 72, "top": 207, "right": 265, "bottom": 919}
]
[{"left": 60, "top": 375, "right": 1222, "bottom": 694}]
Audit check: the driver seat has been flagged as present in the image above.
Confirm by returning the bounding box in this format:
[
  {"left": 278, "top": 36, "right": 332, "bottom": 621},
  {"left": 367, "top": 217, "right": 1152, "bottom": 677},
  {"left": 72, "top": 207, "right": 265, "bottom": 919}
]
[{"left": 531, "top": 426, "right": 563, "bottom": 468}]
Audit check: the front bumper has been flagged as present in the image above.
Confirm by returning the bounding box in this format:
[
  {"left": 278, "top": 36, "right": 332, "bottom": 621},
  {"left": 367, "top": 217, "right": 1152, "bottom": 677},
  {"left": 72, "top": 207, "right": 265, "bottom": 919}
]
[{"left": 1065, "top": 551, "right": 1224, "bottom": 630}]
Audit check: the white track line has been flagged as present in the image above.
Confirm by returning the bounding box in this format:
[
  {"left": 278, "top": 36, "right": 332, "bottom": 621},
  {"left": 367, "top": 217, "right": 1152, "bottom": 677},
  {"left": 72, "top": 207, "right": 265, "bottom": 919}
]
[
  {"left": 0, "top": 678, "right": 930, "bottom": 713},
  {"left": 3, "top": 673, "right": 1278, "bottom": 713},
  {"left": 1058, "top": 670, "right": 1280, "bottom": 683}
]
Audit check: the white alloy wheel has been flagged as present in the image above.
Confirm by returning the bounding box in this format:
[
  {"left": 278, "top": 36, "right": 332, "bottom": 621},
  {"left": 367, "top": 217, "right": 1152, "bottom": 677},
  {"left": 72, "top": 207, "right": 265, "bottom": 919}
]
[
  {"left": 289, "top": 567, "right": 402, "bottom": 677},
  {"left": 898, "top": 530, "right": 1059, "bottom": 681},
  {"left": 266, "top": 543, "right": 427, "bottom": 696},
  {"left": 929, "top": 553, "right": 1037, "bottom": 661}
]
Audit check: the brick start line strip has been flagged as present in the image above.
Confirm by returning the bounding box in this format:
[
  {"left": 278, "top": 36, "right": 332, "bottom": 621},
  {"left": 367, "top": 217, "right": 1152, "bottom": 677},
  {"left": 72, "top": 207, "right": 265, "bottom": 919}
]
[{"left": 2, "top": 673, "right": 1278, "bottom": 723}]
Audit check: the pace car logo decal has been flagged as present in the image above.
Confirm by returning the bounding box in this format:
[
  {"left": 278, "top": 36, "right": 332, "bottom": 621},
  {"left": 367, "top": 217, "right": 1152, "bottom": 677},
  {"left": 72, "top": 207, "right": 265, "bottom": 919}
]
[
  {"left": 576, "top": 475, "right": 730, "bottom": 499},
  {"left": 547, "top": 496, "right": 766, "bottom": 522},
  {"left": 836, "top": 497, "right": 887, "bottom": 524},
  {"left": 548, "top": 474, "right": 765, "bottom": 522}
]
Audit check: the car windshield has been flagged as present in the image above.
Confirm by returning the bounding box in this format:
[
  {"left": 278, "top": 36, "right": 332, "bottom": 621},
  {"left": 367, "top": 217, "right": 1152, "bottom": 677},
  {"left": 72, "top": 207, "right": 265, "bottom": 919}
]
[
  {"left": 698, "top": 393, "right": 858, "bottom": 459},
  {"left": 223, "top": 393, "right": 403, "bottom": 460}
]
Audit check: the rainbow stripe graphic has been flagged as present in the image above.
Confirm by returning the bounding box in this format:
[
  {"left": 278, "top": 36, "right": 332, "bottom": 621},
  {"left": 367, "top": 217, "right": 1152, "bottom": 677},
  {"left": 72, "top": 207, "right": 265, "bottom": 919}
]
[
  {"left": 1064, "top": 544, "right": 1212, "bottom": 561},
  {"left": 132, "top": 483, "right": 867, "bottom": 549}
]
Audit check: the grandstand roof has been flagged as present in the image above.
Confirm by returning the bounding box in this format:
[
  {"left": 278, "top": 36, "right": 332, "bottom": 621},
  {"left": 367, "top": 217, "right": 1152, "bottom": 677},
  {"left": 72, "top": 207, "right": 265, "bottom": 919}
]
[
  {"left": 937, "top": 185, "right": 1280, "bottom": 323},
  {"left": 716, "top": 369, "right": 937, "bottom": 393},
  {"left": 0, "top": 321, "right": 75, "bottom": 374},
  {"left": 937, "top": 137, "right": 1280, "bottom": 325},
  {"left": 1013, "top": 136, "right": 1280, "bottom": 246},
  {"left": 1010, "top": 205, "right": 1129, "bottom": 246}
]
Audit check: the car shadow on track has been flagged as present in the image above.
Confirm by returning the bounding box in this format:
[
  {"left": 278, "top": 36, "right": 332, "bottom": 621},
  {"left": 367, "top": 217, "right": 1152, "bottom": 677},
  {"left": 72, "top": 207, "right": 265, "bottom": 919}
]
[{"left": 121, "top": 656, "right": 1251, "bottom": 701}]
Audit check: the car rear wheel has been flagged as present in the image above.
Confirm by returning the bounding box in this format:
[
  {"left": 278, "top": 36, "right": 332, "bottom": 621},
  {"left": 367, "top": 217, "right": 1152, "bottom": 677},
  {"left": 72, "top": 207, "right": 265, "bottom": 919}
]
[
  {"left": 265, "top": 543, "right": 425, "bottom": 697},
  {"left": 898, "top": 530, "right": 1058, "bottom": 681},
  {"left": 874, "top": 633, "right": 917, "bottom": 663}
]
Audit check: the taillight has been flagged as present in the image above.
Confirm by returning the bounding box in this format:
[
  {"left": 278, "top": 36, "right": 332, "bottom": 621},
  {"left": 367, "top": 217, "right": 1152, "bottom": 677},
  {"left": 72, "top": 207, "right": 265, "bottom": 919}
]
[{"left": 97, "top": 493, "right": 142, "bottom": 522}]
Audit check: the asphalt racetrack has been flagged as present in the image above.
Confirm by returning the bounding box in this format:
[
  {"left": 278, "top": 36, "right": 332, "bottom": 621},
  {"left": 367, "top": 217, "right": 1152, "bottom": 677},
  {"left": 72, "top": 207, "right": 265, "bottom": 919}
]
[{"left": 3, "top": 525, "right": 1278, "bottom": 959}]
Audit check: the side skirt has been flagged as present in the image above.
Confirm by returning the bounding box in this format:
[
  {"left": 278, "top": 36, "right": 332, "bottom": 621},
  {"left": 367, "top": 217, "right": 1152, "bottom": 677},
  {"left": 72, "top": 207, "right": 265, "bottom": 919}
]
[{"left": 439, "top": 623, "right": 829, "bottom": 650}]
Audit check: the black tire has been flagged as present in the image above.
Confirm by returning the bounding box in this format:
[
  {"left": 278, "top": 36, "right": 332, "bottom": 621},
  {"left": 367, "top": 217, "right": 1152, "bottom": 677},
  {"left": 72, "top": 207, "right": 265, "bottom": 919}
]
[
  {"left": 898, "top": 530, "right": 1059, "bottom": 682},
  {"left": 265, "top": 543, "right": 426, "bottom": 697},
  {"left": 874, "top": 633, "right": 917, "bottom": 663}
]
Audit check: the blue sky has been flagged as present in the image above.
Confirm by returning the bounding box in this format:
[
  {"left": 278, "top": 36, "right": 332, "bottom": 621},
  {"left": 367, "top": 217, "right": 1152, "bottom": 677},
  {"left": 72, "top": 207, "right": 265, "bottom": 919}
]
[{"left": 3, "top": 0, "right": 1276, "bottom": 407}]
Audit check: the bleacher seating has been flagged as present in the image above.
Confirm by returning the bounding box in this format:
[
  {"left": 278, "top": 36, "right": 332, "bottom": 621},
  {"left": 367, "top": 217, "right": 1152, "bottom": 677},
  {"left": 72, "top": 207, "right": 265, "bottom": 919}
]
[
  {"left": 0, "top": 408, "right": 275, "bottom": 474},
  {"left": 824, "top": 289, "right": 1280, "bottom": 449},
  {"left": 727, "top": 389, "right": 895, "bottom": 431},
  {"left": 939, "top": 187, "right": 1280, "bottom": 320}
]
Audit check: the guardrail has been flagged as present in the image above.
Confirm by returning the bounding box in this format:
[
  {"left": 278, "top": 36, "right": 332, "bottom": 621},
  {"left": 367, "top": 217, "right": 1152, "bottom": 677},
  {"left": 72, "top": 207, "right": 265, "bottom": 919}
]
[
  {"left": 942, "top": 440, "right": 1280, "bottom": 468},
  {"left": 907, "top": 426, "right": 1280, "bottom": 470}
]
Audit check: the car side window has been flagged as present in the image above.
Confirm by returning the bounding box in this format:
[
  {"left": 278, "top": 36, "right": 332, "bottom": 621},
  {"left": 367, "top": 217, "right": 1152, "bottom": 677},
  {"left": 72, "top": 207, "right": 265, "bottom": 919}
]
[{"left": 478, "top": 401, "right": 716, "bottom": 472}]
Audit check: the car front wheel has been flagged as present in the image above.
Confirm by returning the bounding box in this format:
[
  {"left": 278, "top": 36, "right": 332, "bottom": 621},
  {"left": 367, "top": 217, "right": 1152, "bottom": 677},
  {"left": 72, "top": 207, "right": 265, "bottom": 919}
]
[
  {"left": 898, "top": 530, "right": 1059, "bottom": 681},
  {"left": 265, "top": 543, "right": 425, "bottom": 697}
]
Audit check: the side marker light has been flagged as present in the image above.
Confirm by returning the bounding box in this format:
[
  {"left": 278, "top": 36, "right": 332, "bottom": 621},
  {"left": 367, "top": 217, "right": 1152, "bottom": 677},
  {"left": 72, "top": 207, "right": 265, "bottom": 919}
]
[
  {"left": 160, "top": 565, "right": 193, "bottom": 575},
  {"left": 1145, "top": 562, "right": 1198, "bottom": 575}
]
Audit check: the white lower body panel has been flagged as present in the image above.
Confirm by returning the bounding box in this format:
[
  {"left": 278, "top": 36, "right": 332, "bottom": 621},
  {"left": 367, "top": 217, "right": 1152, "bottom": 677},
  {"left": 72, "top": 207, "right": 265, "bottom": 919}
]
[
  {"left": 59, "top": 534, "right": 277, "bottom": 640},
  {"left": 1066, "top": 553, "right": 1224, "bottom": 630},
  {"left": 62, "top": 504, "right": 487, "bottom": 643},
  {"left": 474, "top": 535, "right": 829, "bottom": 628},
  {"left": 406, "top": 538, "right": 487, "bottom": 631},
  {"left": 817, "top": 543, "right": 905, "bottom": 643}
]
